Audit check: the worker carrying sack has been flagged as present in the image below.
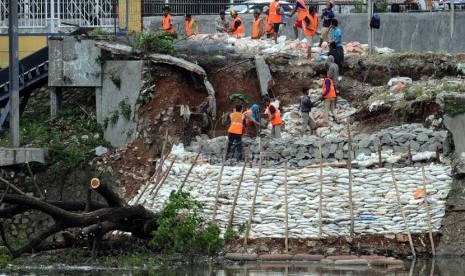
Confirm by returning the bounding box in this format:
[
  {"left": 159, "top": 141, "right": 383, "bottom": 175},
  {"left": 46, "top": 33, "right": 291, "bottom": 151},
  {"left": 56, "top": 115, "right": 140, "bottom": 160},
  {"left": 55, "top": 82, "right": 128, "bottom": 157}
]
[{"left": 370, "top": 14, "right": 380, "bottom": 29}]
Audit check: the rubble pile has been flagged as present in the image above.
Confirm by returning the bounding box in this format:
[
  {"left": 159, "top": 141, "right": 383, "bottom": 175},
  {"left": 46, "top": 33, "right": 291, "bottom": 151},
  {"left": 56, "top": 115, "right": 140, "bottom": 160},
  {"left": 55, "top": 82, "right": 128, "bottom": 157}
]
[
  {"left": 183, "top": 34, "right": 394, "bottom": 57},
  {"left": 132, "top": 162, "right": 451, "bottom": 238}
]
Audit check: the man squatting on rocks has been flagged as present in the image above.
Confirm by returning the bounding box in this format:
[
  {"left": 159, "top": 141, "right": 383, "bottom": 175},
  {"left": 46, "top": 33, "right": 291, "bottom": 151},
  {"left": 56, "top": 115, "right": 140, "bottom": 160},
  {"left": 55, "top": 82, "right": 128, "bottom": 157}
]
[{"left": 264, "top": 97, "right": 283, "bottom": 139}]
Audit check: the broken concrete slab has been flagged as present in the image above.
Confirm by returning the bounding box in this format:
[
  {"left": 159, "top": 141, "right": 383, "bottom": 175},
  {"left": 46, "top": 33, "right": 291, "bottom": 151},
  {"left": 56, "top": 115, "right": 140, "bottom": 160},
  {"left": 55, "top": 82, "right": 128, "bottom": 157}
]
[
  {"left": 254, "top": 55, "right": 272, "bottom": 97},
  {"left": 0, "top": 148, "right": 47, "bottom": 166}
]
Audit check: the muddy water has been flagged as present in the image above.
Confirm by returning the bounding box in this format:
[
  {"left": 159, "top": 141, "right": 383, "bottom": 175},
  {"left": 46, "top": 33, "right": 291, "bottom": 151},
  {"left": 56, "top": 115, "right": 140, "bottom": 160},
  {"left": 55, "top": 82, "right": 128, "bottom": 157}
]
[{"left": 2, "top": 258, "right": 465, "bottom": 275}]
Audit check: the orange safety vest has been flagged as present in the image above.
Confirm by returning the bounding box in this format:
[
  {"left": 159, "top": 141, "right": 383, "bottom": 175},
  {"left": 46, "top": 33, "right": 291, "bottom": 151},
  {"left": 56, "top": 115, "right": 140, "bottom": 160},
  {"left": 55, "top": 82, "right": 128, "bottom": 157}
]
[
  {"left": 264, "top": 15, "right": 274, "bottom": 35},
  {"left": 303, "top": 13, "right": 318, "bottom": 36},
  {"left": 231, "top": 17, "right": 245, "bottom": 37},
  {"left": 296, "top": 0, "right": 308, "bottom": 21},
  {"left": 228, "top": 112, "right": 244, "bottom": 135},
  {"left": 269, "top": 1, "right": 282, "bottom": 24},
  {"left": 252, "top": 18, "right": 263, "bottom": 39},
  {"left": 162, "top": 14, "right": 175, "bottom": 33},
  {"left": 185, "top": 19, "right": 199, "bottom": 36},
  {"left": 266, "top": 103, "right": 283, "bottom": 126},
  {"left": 322, "top": 77, "right": 336, "bottom": 99}
]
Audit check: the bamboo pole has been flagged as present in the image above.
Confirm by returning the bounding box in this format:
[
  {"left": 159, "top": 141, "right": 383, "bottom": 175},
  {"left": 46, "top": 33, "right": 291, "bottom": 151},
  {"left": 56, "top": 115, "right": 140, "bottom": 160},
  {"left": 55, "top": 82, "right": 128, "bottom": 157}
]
[
  {"left": 133, "top": 131, "right": 169, "bottom": 204},
  {"left": 25, "top": 162, "right": 44, "bottom": 199},
  {"left": 318, "top": 138, "right": 324, "bottom": 239},
  {"left": 244, "top": 150, "right": 263, "bottom": 247},
  {"left": 212, "top": 153, "right": 226, "bottom": 223},
  {"left": 377, "top": 145, "right": 382, "bottom": 168},
  {"left": 390, "top": 165, "right": 416, "bottom": 258},
  {"left": 421, "top": 165, "right": 436, "bottom": 257},
  {"left": 347, "top": 118, "right": 355, "bottom": 238},
  {"left": 151, "top": 157, "right": 177, "bottom": 198},
  {"left": 407, "top": 144, "right": 412, "bottom": 164},
  {"left": 284, "top": 162, "right": 289, "bottom": 252},
  {"left": 177, "top": 150, "right": 201, "bottom": 193},
  {"left": 228, "top": 160, "right": 247, "bottom": 229},
  {"left": 0, "top": 177, "right": 26, "bottom": 196},
  {"left": 155, "top": 130, "right": 169, "bottom": 183}
]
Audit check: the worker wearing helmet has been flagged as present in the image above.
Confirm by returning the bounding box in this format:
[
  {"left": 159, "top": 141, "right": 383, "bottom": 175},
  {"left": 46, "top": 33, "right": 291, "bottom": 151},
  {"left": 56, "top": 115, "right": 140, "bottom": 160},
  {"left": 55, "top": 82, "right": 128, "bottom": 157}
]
[{"left": 228, "top": 10, "right": 245, "bottom": 38}]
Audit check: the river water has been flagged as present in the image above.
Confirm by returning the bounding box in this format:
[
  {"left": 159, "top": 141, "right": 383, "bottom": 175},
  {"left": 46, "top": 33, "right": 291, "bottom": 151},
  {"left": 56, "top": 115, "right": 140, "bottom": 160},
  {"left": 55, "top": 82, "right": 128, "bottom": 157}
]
[{"left": 1, "top": 258, "right": 464, "bottom": 275}]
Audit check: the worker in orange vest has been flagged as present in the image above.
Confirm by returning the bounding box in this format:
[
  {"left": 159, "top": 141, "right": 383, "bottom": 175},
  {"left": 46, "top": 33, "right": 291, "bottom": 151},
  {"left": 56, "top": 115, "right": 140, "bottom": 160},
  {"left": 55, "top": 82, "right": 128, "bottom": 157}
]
[
  {"left": 264, "top": 97, "right": 283, "bottom": 139},
  {"left": 321, "top": 75, "right": 339, "bottom": 125},
  {"left": 185, "top": 14, "right": 199, "bottom": 37},
  {"left": 302, "top": 6, "right": 319, "bottom": 59},
  {"left": 243, "top": 104, "right": 261, "bottom": 137},
  {"left": 226, "top": 105, "right": 245, "bottom": 161},
  {"left": 227, "top": 10, "right": 245, "bottom": 38},
  {"left": 268, "top": 0, "right": 283, "bottom": 43},
  {"left": 161, "top": 6, "right": 175, "bottom": 34},
  {"left": 288, "top": 0, "right": 308, "bottom": 40},
  {"left": 251, "top": 9, "right": 264, "bottom": 39},
  {"left": 262, "top": 6, "right": 274, "bottom": 39}
]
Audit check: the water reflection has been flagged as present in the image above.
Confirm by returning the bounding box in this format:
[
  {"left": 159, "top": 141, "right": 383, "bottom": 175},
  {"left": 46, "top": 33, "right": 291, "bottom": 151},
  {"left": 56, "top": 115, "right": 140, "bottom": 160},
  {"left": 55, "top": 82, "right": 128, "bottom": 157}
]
[{"left": 1, "top": 258, "right": 465, "bottom": 276}]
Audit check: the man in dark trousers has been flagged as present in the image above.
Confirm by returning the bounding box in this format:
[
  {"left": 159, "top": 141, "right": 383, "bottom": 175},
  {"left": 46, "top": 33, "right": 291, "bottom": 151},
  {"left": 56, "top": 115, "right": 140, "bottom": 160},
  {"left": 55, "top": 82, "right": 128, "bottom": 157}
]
[
  {"left": 226, "top": 105, "right": 245, "bottom": 161},
  {"left": 300, "top": 87, "right": 317, "bottom": 136}
]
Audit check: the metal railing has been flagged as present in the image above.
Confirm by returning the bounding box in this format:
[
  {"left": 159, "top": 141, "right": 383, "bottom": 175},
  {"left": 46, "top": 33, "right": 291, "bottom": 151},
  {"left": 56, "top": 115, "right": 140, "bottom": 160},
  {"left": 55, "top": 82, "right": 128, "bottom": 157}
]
[
  {"left": 0, "top": 0, "right": 118, "bottom": 30},
  {"left": 142, "top": 1, "right": 364, "bottom": 16}
]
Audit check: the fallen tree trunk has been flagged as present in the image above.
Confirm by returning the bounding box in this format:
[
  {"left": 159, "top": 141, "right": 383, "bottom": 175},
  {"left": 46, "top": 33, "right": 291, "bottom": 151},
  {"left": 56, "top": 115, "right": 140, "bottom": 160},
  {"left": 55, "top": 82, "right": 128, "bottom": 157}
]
[{"left": 0, "top": 182, "right": 158, "bottom": 258}]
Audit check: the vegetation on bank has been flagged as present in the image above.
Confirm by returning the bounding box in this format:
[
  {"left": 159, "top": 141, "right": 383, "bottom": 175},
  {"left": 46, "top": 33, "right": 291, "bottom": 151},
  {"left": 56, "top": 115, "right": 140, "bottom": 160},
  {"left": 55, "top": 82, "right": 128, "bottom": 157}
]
[
  {"left": 0, "top": 105, "right": 108, "bottom": 182},
  {"left": 131, "top": 31, "right": 177, "bottom": 54}
]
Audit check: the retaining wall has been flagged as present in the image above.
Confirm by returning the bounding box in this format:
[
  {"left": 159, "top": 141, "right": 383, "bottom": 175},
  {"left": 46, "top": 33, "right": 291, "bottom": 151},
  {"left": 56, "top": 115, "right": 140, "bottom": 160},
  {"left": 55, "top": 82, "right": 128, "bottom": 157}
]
[
  {"left": 133, "top": 162, "right": 451, "bottom": 238},
  {"left": 192, "top": 123, "right": 448, "bottom": 167},
  {"left": 145, "top": 13, "right": 465, "bottom": 53}
]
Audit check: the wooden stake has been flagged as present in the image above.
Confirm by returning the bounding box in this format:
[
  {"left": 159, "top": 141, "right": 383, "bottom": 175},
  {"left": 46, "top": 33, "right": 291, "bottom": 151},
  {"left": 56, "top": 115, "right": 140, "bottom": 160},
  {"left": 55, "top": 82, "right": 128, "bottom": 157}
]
[
  {"left": 0, "top": 177, "right": 26, "bottom": 196},
  {"left": 151, "top": 157, "right": 177, "bottom": 198},
  {"left": 378, "top": 145, "right": 382, "bottom": 168},
  {"left": 244, "top": 150, "right": 263, "bottom": 247},
  {"left": 347, "top": 118, "right": 355, "bottom": 238},
  {"left": 155, "top": 130, "right": 170, "bottom": 183},
  {"left": 212, "top": 154, "right": 226, "bottom": 223},
  {"left": 228, "top": 160, "right": 247, "bottom": 229},
  {"left": 178, "top": 150, "right": 201, "bottom": 193},
  {"left": 407, "top": 144, "right": 412, "bottom": 164},
  {"left": 318, "top": 138, "right": 324, "bottom": 239},
  {"left": 390, "top": 165, "right": 416, "bottom": 258},
  {"left": 25, "top": 162, "right": 44, "bottom": 199},
  {"left": 284, "top": 162, "right": 289, "bottom": 252},
  {"left": 421, "top": 165, "right": 436, "bottom": 257},
  {"left": 133, "top": 131, "right": 169, "bottom": 204},
  {"left": 435, "top": 146, "right": 440, "bottom": 163}
]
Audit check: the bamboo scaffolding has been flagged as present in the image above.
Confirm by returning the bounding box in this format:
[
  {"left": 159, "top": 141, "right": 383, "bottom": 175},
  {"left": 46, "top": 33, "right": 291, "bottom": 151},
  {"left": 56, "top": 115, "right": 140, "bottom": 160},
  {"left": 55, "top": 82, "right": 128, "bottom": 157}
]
[
  {"left": 390, "top": 165, "right": 416, "bottom": 258},
  {"left": 212, "top": 153, "right": 226, "bottom": 223},
  {"left": 284, "top": 162, "right": 289, "bottom": 252},
  {"left": 228, "top": 160, "right": 247, "bottom": 229},
  {"left": 243, "top": 149, "right": 263, "bottom": 247},
  {"left": 421, "top": 165, "right": 436, "bottom": 257}
]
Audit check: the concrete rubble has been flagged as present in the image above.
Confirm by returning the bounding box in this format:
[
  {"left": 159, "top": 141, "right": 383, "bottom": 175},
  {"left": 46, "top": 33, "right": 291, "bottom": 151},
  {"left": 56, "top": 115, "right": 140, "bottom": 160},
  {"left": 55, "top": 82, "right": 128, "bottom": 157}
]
[{"left": 183, "top": 34, "right": 394, "bottom": 58}]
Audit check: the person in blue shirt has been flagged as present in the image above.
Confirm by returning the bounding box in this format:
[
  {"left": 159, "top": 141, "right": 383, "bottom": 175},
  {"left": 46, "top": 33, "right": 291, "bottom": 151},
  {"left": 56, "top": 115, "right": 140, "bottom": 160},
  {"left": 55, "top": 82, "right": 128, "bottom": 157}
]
[
  {"left": 319, "top": 1, "right": 335, "bottom": 47},
  {"left": 330, "top": 19, "right": 344, "bottom": 72}
]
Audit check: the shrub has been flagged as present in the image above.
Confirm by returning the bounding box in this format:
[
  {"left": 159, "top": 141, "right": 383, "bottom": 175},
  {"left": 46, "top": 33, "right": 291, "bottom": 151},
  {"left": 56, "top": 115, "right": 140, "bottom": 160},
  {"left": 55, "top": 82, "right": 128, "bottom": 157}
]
[
  {"left": 150, "top": 191, "right": 223, "bottom": 255},
  {"left": 132, "top": 31, "right": 176, "bottom": 54}
]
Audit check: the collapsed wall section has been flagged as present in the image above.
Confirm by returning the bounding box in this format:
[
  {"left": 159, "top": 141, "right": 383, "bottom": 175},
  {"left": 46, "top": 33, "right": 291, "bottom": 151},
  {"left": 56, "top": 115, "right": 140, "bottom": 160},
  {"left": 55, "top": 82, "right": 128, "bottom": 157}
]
[{"left": 132, "top": 162, "right": 451, "bottom": 239}]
